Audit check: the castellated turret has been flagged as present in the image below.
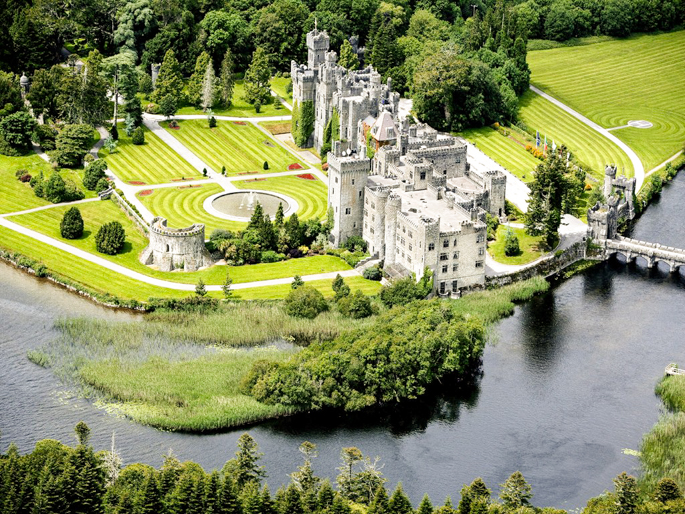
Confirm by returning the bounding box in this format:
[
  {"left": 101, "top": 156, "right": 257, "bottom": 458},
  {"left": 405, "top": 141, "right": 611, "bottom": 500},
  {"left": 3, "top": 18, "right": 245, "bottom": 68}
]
[
  {"left": 307, "top": 26, "right": 330, "bottom": 70},
  {"left": 604, "top": 164, "right": 617, "bottom": 198},
  {"left": 140, "top": 217, "right": 213, "bottom": 272},
  {"left": 327, "top": 141, "right": 371, "bottom": 247}
]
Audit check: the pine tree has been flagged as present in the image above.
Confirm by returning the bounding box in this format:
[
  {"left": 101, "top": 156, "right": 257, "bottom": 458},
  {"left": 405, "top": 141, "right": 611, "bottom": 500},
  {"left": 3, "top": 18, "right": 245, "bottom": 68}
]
[
  {"left": 243, "top": 47, "right": 271, "bottom": 105},
  {"left": 338, "top": 39, "right": 360, "bottom": 71},
  {"left": 387, "top": 484, "right": 413, "bottom": 514},
  {"left": 152, "top": 49, "right": 184, "bottom": 104},
  {"left": 286, "top": 213, "right": 302, "bottom": 249},
  {"left": 220, "top": 48, "right": 235, "bottom": 108},
  {"left": 417, "top": 494, "right": 434, "bottom": 514},
  {"left": 614, "top": 472, "right": 638, "bottom": 514},
  {"left": 201, "top": 62, "right": 217, "bottom": 112},
  {"left": 655, "top": 477, "right": 682, "bottom": 503},
  {"left": 282, "top": 484, "right": 304, "bottom": 514},
  {"left": 187, "top": 475, "right": 206, "bottom": 514},
  {"left": 222, "top": 272, "right": 233, "bottom": 300},
  {"left": 205, "top": 471, "right": 221, "bottom": 514},
  {"left": 368, "top": 485, "right": 389, "bottom": 513},
  {"left": 188, "top": 52, "right": 211, "bottom": 107},
  {"left": 219, "top": 476, "right": 241, "bottom": 514},
  {"left": 223, "top": 434, "right": 266, "bottom": 490},
  {"left": 290, "top": 441, "right": 320, "bottom": 494},
  {"left": 248, "top": 203, "right": 265, "bottom": 232},
  {"left": 137, "top": 473, "right": 163, "bottom": 514},
  {"left": 274, "top": 202, "right": 285, "bottom": 230},
  {"left": 499, "top": 471, "right": 532, "bottom": 510},
  {"left": 60, "top": 207, "right": 84, "bottom": 239},
  {"left": 317, "top": 480, "right": 335, "bottom": 511},
  {"left": 195, "top": 279, "right": 207, "bottom": 297}
]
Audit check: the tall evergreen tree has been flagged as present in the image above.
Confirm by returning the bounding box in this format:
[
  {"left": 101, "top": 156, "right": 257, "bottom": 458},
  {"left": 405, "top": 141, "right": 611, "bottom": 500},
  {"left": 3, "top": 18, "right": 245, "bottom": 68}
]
[
  {"left": 338, "top": 39, "right": 360, "bottom": 70},
  {"left": 368, "top": 484, "right": 389, "bottom": 513},
  {"left": 137, "top": 473, "right": 163, "bottom": 514},
  {"left": 188, "top": 52, "right": 211, "bottom": 107},
  {"left": 417, "top": 494, "right": 434, "bottom": 514},
  {"left": 219, "top": 476, "right": 241, "bottom": 514},
  {"left": 243, "top": 47, "right": 271, "bottom": 106},
  {"left": 222, "top": 433, "right": 266, "bottom": 490},
  {"left": 387, "top": 484, "right": 413, "bottom": 514},
  {"left": 152, "top": 49, "right": 184, "bottom": 104},
  {"left": 201, "top": 61, "right": 217, "bottom": 111},
  {"left": 499, "top": 471, "right": 532, "bottom": 510},
  {"left": 220, "top": 48, "right": 235, "bottom": 108}
]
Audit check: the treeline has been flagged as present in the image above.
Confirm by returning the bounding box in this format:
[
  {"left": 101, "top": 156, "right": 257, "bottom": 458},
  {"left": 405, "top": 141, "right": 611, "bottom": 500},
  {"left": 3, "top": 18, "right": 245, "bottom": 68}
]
[{"left": 3, "top": 423, "right": 685, "bottom": 514}]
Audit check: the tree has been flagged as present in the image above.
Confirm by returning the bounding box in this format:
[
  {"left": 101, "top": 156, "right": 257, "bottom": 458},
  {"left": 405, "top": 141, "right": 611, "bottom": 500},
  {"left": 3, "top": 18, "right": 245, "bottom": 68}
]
[
  {"left": 220, "top": 48, "right": 235, "bottom": 107},
  {"left": 332, "top": 274, "right": 351, "bottom": 301},
  {"left": 243, "top": 47, "right": 271, "bottom": 106},
  {"left": 504, "top": 228, "right": 520, "bottom": 256},
  {"left": 96, "top": 221, "right": 126, "bottom": 255},
  {"left": 0, "top": 111, "right": 37, "bottom": 155},
  {"left": 655, "top": 478, "right": 682, "bottom": 503},
  {"left": 199, "top": 10, "right": 252, "bottom": 70},
  {"left": 131, "top": 126, "right": 145, "bottom": 145},
  {"left": 544, "top": 1, "right": 576, "bottom": 41},
  {"left": 44, "top": 172, "right": 67, "bottom": 203},
  {"left": 388, "top": 484, "right": 413, "bottom": 514},
  {"left": 284, "top": 286, "right": 329, "bottom": 319},
  {"left": 201, "top": 61, "right": 217, "bottom": 111},
  {"left": 250, "top": 0, "right": 310, "bottom": 70},
  {"left": 417, "top": 494, "right": 434, "bottom": 514},
  {"left": 290, "top": 442, "right": 320, "bottom": 494},
  {"left": 188, "top": 52, "right": 211, "bottom": 107},
  {"left": 291, "top": 275, "right": 304, "bottom": 289},
  {"left": 600, "top": 0, "right": 634, "bottom": 36},
  {"left": 60, "top": 207, "right": 84, "bottom": 239},
  {"left": 103, "top": 136, "right": 118, "bottom": 154},
  {"left": 274, "top": 203, "right": 285, "bottom": 230},
  {"left": 101, "top": 51, "right": 137, "bottom": 129},
  {"left": 499, "top": 471, "right": 532, "bottom": 510},
  {"left": 222, "top": 272, "right": 233, "bottom": 300},
  {"left": 222, "top": 433, "right": 266, "bottom": 489},
  {"left": 338, "top": 39, "right": 360, "bottom": 70},
  {"left": 613, "top": 472, "right": 638, "bottom": 514},
  {"left": 83, "top": 159, "right": 107, "bottom": 190},
  {"left": 0, "top": 70, "right": 22, "bottom": 116},
  {"left": 27, "top": 67, "right": 63, "bottom": 119},
  {"left": 152, "top": 49, "right": 184, "bottom": 104},
  {"left": 195, "top": 278, "right": 207, "bottom": 296}
]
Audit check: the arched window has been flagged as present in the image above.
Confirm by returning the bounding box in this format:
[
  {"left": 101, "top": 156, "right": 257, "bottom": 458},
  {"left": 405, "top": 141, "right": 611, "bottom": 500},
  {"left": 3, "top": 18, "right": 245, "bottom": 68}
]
[{"left": 166, "top": 244, "right": 170, "bottom": 252}]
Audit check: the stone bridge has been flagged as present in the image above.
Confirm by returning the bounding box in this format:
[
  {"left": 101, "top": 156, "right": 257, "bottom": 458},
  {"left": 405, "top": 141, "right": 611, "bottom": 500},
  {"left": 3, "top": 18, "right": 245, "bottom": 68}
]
[{"left": 603, "top": 236, "right": 685, "bottom": 273}]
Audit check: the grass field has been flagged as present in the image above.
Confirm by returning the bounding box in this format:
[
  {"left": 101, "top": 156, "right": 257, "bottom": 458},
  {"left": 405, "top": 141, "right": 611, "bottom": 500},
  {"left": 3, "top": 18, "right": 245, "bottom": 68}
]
[
  {"left": 8, "top": 200, "right": 352, "bottom": 286},
  {"left": 528, "top": 30, "right": 685, "bottom": 171},
  {"left": 233, "top": 174, "right": 328, "bottom": 221},
  {"left": 488, "top": 225, "right": 545, "bottom": 265},
  {"left": 138, "top": 183, "right": 245, "bottom": 234},
  {"left": 98, "top": 123, "right": 200, "bottom": 185},
  {"left": 518, "top": 90, "right": 633, "bottom": 179},
  {"left": 462, "top": 127, "right": 540, "bottom": 183},
  {"left": 163, "top": 119, "right": 305, "bottom": 175},
  {"left": 235, "top": 275, "right": 382, "bottom": 299},
  {"left": 0, "top": 154, "right": 53, "bottom": 214},
  {"left": 175, "top": 80, "right": 290, "bottom": 117},
  {"left": 259, "top": 120, "right": 291, "bottom": 135},
  {"left": 270, "top": 77, "right": 293, "bottom": 103}
]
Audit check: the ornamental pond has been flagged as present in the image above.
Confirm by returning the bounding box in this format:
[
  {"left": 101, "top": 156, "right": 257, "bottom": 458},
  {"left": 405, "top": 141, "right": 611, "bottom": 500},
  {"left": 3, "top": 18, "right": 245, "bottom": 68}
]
[{"left": 1, "top": 174, "right": 685, "bottom": 509}]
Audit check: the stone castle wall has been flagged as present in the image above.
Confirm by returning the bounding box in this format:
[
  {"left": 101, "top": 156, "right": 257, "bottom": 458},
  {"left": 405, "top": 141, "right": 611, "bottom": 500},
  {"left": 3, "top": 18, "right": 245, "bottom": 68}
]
[{"left": 140, "top": 217, "right": 213, "bottom": 272}]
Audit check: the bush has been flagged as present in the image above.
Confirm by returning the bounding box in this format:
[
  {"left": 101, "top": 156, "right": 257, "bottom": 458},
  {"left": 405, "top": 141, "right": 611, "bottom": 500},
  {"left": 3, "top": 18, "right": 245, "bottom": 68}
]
[
  {"left": 260, "top": 250, "right": 285, "bottom": 263},
  {"left": 95, "top": 221, "right": 126, "bottom": 255},
  {"left": 83, "top": 153, "right": 94, "bottom": 164},
  {"left": 138, "top": 73, "right": 153, "bottom": 94},
  {"left": 343, "top": 235, "right": 368, "bottom": 253},
  {"left": 380, "top": 269, "right": 433, "bottom": 307},
  {"left": 254, "top": 101, "right": 261, "bottom": 113},
  {"left": 209, "top": 116, "right": 217, "bottom": 128},
  {"left": 19, "top": 173, "right": 31, "bottom": 183},
  {"left": 35, "top": 124, "right": 58, "bottom": 151},
  {"left": 504, "top": 228, "right": 520, "bottom": 256},
  {"left": 0, "top": 111, "right": 37, "bottom": 155},
  {"left": 95, "top": 178, "right": 110, "bottom": 193},
  {"left": 263, "top": 161, "right": 269, "bottom": 170},
  {"left": 44, "top": 173, "right": 66, "bottom": 203},
  {"left": 363, "top": 266, "right": 382, "bottom": 281},
  {"left": 131, "top": 126, "right": 145, "bottom": 145},
  {"left": 53, "top": 124, "right": 94, "bottom": 168},
  {"left": 284, "top": 286, "right": 329, "bottom": 319},
  {"left": 337, "top": 290, "right": 373, "bottom": 319},
  {"left": 60, "top": 207, "right": 84, "bottom": 239},
  {"left": 83, "top": 159, "right": 107, "bottom": 190}
]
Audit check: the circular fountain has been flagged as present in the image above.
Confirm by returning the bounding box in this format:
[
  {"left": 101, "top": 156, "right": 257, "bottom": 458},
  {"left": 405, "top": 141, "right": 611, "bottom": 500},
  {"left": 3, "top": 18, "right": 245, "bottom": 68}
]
[{"left": 204, "top": 190, "right": 298, "bottom": 222}]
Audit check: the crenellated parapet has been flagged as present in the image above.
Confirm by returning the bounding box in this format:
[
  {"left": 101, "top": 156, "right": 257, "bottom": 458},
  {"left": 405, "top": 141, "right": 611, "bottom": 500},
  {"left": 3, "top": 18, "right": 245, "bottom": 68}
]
[{"left": 140, "top": 217, "right": 213, "bottom": 272}]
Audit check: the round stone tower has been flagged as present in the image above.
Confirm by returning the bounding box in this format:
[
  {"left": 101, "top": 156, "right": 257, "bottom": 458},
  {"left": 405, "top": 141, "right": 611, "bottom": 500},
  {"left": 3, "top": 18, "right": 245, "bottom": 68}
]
[
  {"left": 140, "top": 217, "right": 213, "bottom": 272},
  {"left": 383, "top": 193, "right": 402, "bottom": 266}
]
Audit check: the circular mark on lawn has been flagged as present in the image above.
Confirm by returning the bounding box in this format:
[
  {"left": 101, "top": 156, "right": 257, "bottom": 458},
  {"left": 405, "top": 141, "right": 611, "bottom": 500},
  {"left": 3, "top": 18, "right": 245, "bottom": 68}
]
[
  {"left": 628, "top": 120, "right": 653, "bottom": 129},
  {"left": 263, "top": 140, "right": 276, "bottom": 147}
]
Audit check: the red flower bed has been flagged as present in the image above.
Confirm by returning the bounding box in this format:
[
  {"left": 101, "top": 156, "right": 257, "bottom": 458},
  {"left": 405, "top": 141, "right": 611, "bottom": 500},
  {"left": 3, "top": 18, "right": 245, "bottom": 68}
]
[
  {"left": 128, "top": 180, "right": 146, "bottom": 185},
  {"left": 297, "top": 173, "right": 316, "bottom": 180},
  {"left": 288, "top": 163, "right": 304, "bottom": 170},
  {"left": 138, "top": 189, "right": 153, "bottom": 196},
  {"left": 179, "top": 184, "right": 202, "bottom": 189},
  {"left": 233, "top": 121, "right": 247, "bottom": 126}
]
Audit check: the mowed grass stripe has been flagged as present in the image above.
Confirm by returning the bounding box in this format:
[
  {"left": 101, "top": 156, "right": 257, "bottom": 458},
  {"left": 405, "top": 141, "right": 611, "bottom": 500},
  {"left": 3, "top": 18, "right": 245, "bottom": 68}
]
[
  {"left": 233, "top": 175, "right": 328, "bottom": 221},
  {"left": 99, "top": 124, "right": 201, "bottom": 185},
  {"left": 461, "top": 127, "right": 540, "bottom": 182},
  {"left": 518, "top": 91, "right": 633, "bottom": 178},
  {"left": 0, "top": 154, "right": 53, "bottom": 214},
  {"left": 528, "top": 30, "right": 685, "bottom": 170},
  {"left": 164, "top": 119, "right": 304, "bottom": 175}
]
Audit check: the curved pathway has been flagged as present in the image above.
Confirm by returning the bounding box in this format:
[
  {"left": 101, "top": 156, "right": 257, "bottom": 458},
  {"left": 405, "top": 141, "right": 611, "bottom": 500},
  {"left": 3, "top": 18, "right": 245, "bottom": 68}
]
[{"left": 529, "top": 85, "right": 645, "bottom": 191}]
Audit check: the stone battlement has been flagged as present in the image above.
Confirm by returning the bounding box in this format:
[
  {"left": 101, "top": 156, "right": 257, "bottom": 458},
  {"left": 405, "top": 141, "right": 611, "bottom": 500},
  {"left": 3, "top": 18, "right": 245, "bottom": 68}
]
[{"left": 150, "top": 217, "right": 204, "bottom": 238}]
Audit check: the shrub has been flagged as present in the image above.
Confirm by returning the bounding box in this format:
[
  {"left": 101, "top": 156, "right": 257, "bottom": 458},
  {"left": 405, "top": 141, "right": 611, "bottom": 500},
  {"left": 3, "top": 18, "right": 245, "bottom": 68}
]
[
  {"left": 15, "top": 169, "right": 28, "bottom": 178},
  {"left": 338, "top": 290, "right": 373, "bottom": 319},
  {"left": 363, "top": 266, "right": 382, "bottom": 281},
  {"left": 263, "top": 161, "right": 269, "bottom": 170},
  {"left": 19, "top": 173, "right": 31, "bottom": 183},
  {"left": 0, "top": 111, "right": 37, "bottom": 155},
  {"left": 291, "top": 275, "right": 304, "bottom": 289},
  {"left": 284, "top": 286, "right": 329, "bottom": 319},
  {"left": 261, "top": 250, "right": 285, "bottom": 263},
  {"left": 380, "top": 269, "right": 433, "bottom": 307},
  {"left": 138, "top": 73, "right": 153, "bottom": 94},
  {"left": 145, "top": 103, "right": 160, "bottom": 114},
  {"left": 95, "top": 221, "right": 126, "bottom": 255},
  {"left": 343, "top": 235, "right": 367, "bottom": 253},
  {"left": 209, "top": 116, "right": 217, "bottom": 128},
  {"left": 83, "top": 153, "right": 94, "bottom": 164},
  {"left": 131, "top": 126, "right": 145, "bottom": 145},
  {"left": 53, "top": 124, "right": 94, "bottom": 168},
  {"left": 60, "top": 207, "right": 84, "bottom": 239},
  {"left": 110, "top": 125, "right": 119, "bottom": 141},
  {"left": 83, "top": 159, "right": 107, "bottom": 190},
  {"left": 95, "top": 178, "right": 110, "bottom": 193},
  {"left": 35, "top": 124, "right": 58, "bottom": 151},
  {"left": 254, "top": 101, "right": 261, "bottom": 113},
  {"left": 44, "top": 173, "right": 66, "bottom": 203},
  {"left": 504, "top": 228, "right": 520, "bottom": 256}
]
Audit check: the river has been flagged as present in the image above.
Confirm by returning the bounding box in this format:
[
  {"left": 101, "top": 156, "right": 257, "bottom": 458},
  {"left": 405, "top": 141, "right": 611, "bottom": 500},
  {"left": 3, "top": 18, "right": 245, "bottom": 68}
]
[{"left": 1, "top": 174, "right": 684, "bottom": 509}]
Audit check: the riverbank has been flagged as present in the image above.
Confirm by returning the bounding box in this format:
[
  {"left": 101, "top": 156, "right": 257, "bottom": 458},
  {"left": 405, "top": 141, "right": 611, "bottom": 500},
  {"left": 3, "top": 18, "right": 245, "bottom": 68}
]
[{"left": 29, "top": 278, "right": 549, "bottom": 432}]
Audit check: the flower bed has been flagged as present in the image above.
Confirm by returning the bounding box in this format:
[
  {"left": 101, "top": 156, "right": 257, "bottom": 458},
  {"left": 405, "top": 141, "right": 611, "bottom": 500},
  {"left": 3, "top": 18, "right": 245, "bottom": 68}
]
[
  {"left": 171, "top": 177, "right": 196, "bottom": 182},
  {"left": 233, "top": 121, "right": 247, "bottom": 126},
  {"left": 296, "top": 173, "right": 316, "bottom": 180},
  {"left": 178, "top": 184, "right": 202, "bottom": 189},
  {"left": 287, "top": 163, "right": 304, "bottom": 170},
  {"left": 138, "top": 189, "right": 153, "bottom": 197},
  {"left": 128, "top": 181, "right": 146, "bottom": 185}
]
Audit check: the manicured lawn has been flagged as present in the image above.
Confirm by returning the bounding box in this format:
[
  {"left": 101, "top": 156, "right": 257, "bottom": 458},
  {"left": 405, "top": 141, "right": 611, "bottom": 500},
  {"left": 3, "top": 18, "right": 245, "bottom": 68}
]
[
  {"left": 175, "top": 80, "right": 290, "bottom": 117},
  {"left": 98, "top": 123, "right": 201, "bottom": 185},
  {"left": 518, "top": 90, "right": 633, "bottom": 179},
  {"left": 0, "top": 154, "right": 53, "bottom": 214},
  {"left": 138, "top": 183, "right": 246, "bottom": 234},
  {"left": 528, "top": 30, "right": 685, "bottom": 171},
  {"left": 259, "top": 120, "right": 291, "bottom": 135},
  {"left": 163, "top": 119, "right": 305, "bottom": 175},
  {"left": 488, "top": 225, "right": 545, "bottom": 265},
  {"left": 235, "top": 275, "right": 382, "bottom": 300},
  {"left": 270, "top": 77, "right": 293, "bottom": 103},
  {"left": 461, "top": 126, "right": 540, "bottom": 183},
  {"left": 8, "top": 200, "right": 352, "bottom": 286},
  {"left": 233, "top": 174, "right": 328, "bottom": 221}
]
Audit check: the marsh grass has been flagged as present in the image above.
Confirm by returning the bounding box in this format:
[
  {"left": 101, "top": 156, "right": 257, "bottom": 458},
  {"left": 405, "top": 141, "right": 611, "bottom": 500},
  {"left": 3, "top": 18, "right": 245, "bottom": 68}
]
[{"left": 639, "top": 376, "right": 685, "bottom": 492}]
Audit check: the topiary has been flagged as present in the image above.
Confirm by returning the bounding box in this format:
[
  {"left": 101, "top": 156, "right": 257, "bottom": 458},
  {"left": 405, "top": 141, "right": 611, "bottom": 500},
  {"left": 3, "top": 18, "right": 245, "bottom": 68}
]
[
  {"left": 284, "top": 286, "right": 329, "bottom": 319},
  {"left": 131, "top": 126, "right": 145, "bottom": 145},
  {"left": 95, "top": 221, "right": 126, "bottom": 255},
  {"left": 110, "top": 125, "right": 119, "bottom": 141},
  {"left": 504, "top": 228, "right": 520, "bottom": 257},
  {"left": 209, "top": 116, "right": 217, "bottom": 128},
  {"left": 60, "top": 207, "right": 84, "bottom": 239},
  {"left": 263, "top": 161, "right": 269, "bottom": 170},
  {"left": 44, "top": 173, "right": 66, "bottom": 203},
  {"left": 83, "top": 159, "right": 107, "bottom": 190}
]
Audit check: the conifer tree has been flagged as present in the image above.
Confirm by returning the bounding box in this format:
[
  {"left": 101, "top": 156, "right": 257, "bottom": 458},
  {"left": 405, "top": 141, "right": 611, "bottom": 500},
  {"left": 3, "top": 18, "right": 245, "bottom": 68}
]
[
  {"left": 137, "top": 473, "right": 163, "bottom": 514},
  {"left": 317, "top": 480, "right": 336, "bottom": 511},
  {"left": 243, "top": 47, "right": 271, "bottom": 105},
  {"left": 188, "top": 52, "right": 211, "bottom": 107},
  {"left": 499, "top": 471, "right": 532, "bottom": 510},
  {"left": 205, "top": 471, "right": 221, "bottom": 513},
  {"left": 274, "top": 202, "right": 285, "bottom": 230},
  {"left": 339, "top": 39, "right": 360, "bottom": 70},
  {"left": 388, "top": 483, "right": 413, "bottom": 514},
  {"left": 201, "top": 62, "right": 218, "bottom": 112},
  {"left": 614, "top": 472, "right": 638, "bottom": 514},
  {"left": 152, "top": 49, "right": 184, "bottom": 104},
  {"left": 368, "top": 484, "right": 389, "bottom": 513},
  {"left": 223, "top": 433, "right": 266, "bottom": 490},
  {"left": 418, "top": 494, "right": 434, "bottom": 514},
  {"left": 220, "top": 48, "right": 235, "bottom": 108},
  {"left": 219, "top": 476, "right": 241, "bottom": 514},
  {"left": 290, "top": 441, "right": 321, "bottom": 494}
]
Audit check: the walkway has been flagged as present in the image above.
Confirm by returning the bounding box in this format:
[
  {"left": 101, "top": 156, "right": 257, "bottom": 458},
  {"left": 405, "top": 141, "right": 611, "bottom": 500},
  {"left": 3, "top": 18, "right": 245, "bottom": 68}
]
[
  {"left": 0, "top": 216, "right": 359, "bottom": 291},
  {"left": 0, "top": 198, "right": 101, "bottom": 219},
  {"left": 529, "top": 85, "right": 645, "bottom": 191}
]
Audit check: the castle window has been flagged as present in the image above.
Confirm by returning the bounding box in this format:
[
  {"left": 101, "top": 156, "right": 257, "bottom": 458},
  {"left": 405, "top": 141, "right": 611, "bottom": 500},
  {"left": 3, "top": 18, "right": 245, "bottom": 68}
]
[
  {"left": 407, "top": 256, "right": 412, "bottom": 263},
  {"left": 402, "top": 226, "right": 406, "bottom": 233},
  {"left": 408, "top": 244, "right": 412, "bottom": 251},
  {"left": 443, "top": 170, "right": 447, "bottom": 176},
  {"left": 408, "top": 231, "right": 413, "bottom": 239},
  {"left": 352, "top": 179, "right": 355, "bottom": 185},
  {"left": 359, "top": 190, "right": 363, "bottom": 198},
  {"left": 479, "top": 247, "right": 484, "bottom": 256},
  {"left": 453, "top": 251, "right": 460, "bottom": 259},
  {"left": 442, "top": 265, "right": 448, "bottom": 273},
  {"left": 420, "top": 171, "right": 426, "bottom": 180},
  {"left": 364, "top": 209, "right": 368, "bottom": 217},
  {"left": 371, "top": 202, "right": 376, "bottom": 209},
  {"left": 364, "top": 222, "right": 367, "bottom": 229},
  {"left": 476, "top": 234, "right": 485, "bottom": 243},
  {"left": 365, "top": 197, "right": 369, "bottom": 205},
  {"left": 443, "top": 239, "right": 449, "bottom": 248},
  {"left": 428, "top": 243, "right": 435, "bottom": 251},
  {"left": 440, "top": 253, "right": 448, "bottom": 261},
  {"left": 372, "top": 215, "right": 375, "bottom": 222},
  {"left": 335, "top": 177, "right": 338, "bottom": 183},
  {"left": 353, "top": 222, "right": 356, "bottom": 228},
  {"left": 476, "top": 261, "right": 484, "bottom": 268},
  {"left": 345, "top": 208, "right": 351, "bottom": 215},
  {"left": 454, "top": 238, "right": 458, "bottom": 246},
  {"left": 396, "top": 248, "right": 400, "bottom": 254},
  {"left": 452, "top": 280, "right": 458, "bottom": 292},
  {"left": 456, "top": 157, "right": 461, "bottom": 163},
  {"left": 370, "top": 227, "right": 374, "bottom": 234},
  {"left": 439, "top": 282, "right": 446, "bottom": 294},
  {"left": 452, "top": 264, "right": 458, "bottom": 272},
  {"left": 400, "top": 237, "right": 405, "bottom": 245},
  {"left": 166, "top": 244, "right": 170, "bottom": 252}
]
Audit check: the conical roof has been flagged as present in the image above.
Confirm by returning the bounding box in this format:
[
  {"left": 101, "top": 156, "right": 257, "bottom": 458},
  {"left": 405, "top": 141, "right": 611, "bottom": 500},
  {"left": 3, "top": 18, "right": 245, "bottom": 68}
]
[{"left": 370, "top": 110, "right": 398, "bottom": 142}]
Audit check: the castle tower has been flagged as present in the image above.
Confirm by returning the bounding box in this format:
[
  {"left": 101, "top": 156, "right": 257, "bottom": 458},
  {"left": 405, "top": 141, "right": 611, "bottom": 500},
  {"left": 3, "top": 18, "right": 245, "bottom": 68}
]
[
  {"left": 307, "top": 24, "right": 329, "bottom": 70},
  {"left": 383, "top": 194, "right": 402, "bottom": 265},
  {"left": 604, "top": 164, "right": 617, "bottom": 198},
  {"left": 140, "top": 217, "right": 213, "bottom": 272},
  {"left": 327, "top": 141, "right": 371, "bottom": 247}
]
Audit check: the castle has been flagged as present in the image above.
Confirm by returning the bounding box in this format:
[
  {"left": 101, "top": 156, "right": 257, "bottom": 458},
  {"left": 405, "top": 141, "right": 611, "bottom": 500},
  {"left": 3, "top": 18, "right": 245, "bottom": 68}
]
[
  {"left": 587, "top": 165, "right": 636, "bottom": 240},
  {"left": 292, "top": 26, "right": 508, "bottom": 295},
  {"left": 140, "top": 217, "right": 212, "bottom": 272}
]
